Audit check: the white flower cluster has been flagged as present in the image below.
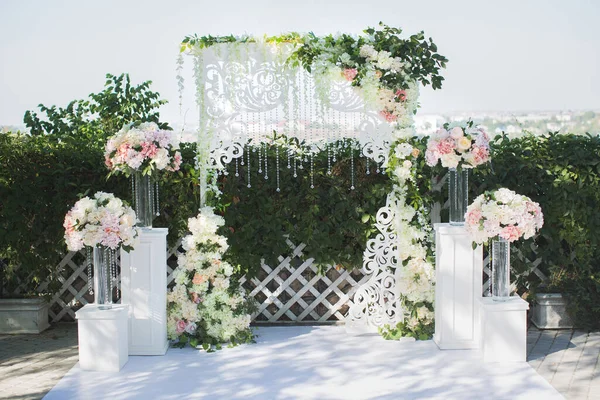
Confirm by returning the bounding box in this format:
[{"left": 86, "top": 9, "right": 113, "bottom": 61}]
[
  {"left": 359, "top": 45, "right": 406, "bottom": 73},
  {"left": 167, "top": 206, "right": 252, "bottom": 344},
  {"left": 63, "top": 192, "right": 139, "bottom": 251},
  {"left": 465, "top": 188, "right": 544, "bottom": 244},
  {"left": 387, "top": 142, "right": 435, "bottom": 323}
]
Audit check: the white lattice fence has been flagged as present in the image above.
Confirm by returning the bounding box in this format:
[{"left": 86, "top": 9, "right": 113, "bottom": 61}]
[
  {"left": 240, "top": 240, "right": 369, "bottom": 323},
  {"left": 4, "top": 239, "right": 367, "bottom": 323}
]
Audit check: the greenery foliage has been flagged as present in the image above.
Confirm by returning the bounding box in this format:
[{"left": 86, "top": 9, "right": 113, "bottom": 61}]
[
  {"left": 218, "top": 138, "right": 392, "bottom": 277},
  {"left": 182, "top": 22, "right": 448, "bottom": 90},
  {"left": 23, "top": 73, "right": 169, "bottom": 150}
]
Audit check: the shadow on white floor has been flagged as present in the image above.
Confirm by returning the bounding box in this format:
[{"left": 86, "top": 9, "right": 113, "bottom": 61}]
[{"left": 43, "top": 325, "right": 563, "bottom": 400}]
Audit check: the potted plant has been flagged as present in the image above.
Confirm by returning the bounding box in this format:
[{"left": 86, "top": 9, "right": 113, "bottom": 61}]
[{"left": 0, "top": 258, "right": 50, "bottom": 334}]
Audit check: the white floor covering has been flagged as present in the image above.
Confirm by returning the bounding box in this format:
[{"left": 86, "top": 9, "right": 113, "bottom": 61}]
[{"left": 43, "top": 325, "right": 563, "bottom": 400}]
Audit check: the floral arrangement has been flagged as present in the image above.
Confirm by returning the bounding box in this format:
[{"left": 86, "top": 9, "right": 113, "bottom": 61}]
[
  {"left": 104, "top": 122, "right": 182, "bottom": 176},
  {"left": 425, "top": 121, "right": 490, "bottom": 169},
  {"left": 63, "top": 192, "right": 139, "bottom": 251},
  {"left": 167, "top": 207, "right": 254, "bottom": 350},
  {"left": 379, "top": 140, "right": 435, "bottom": 339},
  {"left": 465, "top": 188, "right": 544, "bottom": 244},
  {"left": 181, "top": 23, "right": 447, "bottom": 129}
]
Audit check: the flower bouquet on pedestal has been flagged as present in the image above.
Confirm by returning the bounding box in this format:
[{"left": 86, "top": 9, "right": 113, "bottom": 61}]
[
  {"left": 425, "top": 122, "right": 490, "bottom": 225},
  {"left": 104, "top": 122, "right": 182, "bottom": 228},
  {"left": 464, "top": 188, "right": 544, "bottom": 301},
  {"left": 64, "top": 192, "right": 139, "bottom": 309}
]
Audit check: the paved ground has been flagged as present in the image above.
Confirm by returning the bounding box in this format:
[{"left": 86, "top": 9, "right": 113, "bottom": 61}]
[
  {"left": 0, "top": 323, "right": 78, "bottom": 400},
  {"left": 527, "top": 328, "right": 600, "bottom": 400},
  {"left": 0, "top": 323, "right": 598, "bottom": 399}
]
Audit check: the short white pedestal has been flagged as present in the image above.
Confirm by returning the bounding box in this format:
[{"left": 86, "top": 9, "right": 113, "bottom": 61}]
[
  {"left": 76, "top": 304, "right": 129, "bottom": 372},
  {"left": 479, "top": 297, "right": 529, "bottom": 362},
  {"left": 120, "top": 228, "right": 169, "bottom": 356},
  {"left": 433, "top": 224, "right": 483, "bottom": 349}
]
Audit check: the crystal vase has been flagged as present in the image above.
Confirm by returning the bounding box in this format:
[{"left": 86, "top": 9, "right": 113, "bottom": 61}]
[
  {"left": 133, "top": 171, "right": 155, "bottom": 228},
  {"left": 448, "top": 167, "right": 469, "bottom": 225},
  {"left": 492, "top": 238, "right": 511, "bottom": 301},
  {"left": 93, "top": 245, "right": 114, "bottom": 310}
]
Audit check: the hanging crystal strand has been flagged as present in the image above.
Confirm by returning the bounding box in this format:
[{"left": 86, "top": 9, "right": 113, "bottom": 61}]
[
  {"left": 264, "top": 143, "right": 269, "bottom": 180},
  {"left": 351, "top": 144, "right": 355, "bottom": 190},
  {"left": 366, "top": 157, "right": 371, "bottom": 175},
  {"left": 86, "top": 247, "right": 93, "bottom": 295},
  {"left": 154, "top": 180, "right": 160, "bottom": 216},
  {"left": 310, "top": 152, "right": 315, "bottom": 189},
  {"left": 276, "top": 147, "right": 280, "bottom": 192},
  {"left": 104, "top": 247, "right": 110, "bottom": 304},
  {"left": 258, "top": 143, "right": 262, "bottom": 174},
  {"left": 108, "top": 248, "right": 114, "bottom": 302},
  {"left": 287, "top": 148, "right": 291, "bottom": 169},
  {"left": 327, "top": 143, "right": 332, "bottom": 175},
  {"left": 131, "top": 175, "right": 135, "bottom": 207},
  {"left": 241, "top": 144, "right": 245, "bottom": 166},
  {"left": 293, "top": 153, "right": 298, "bottom": 178},
  {"left": 235, "top": 157, "right": 239, "bottom": 177},
  {"left": 246, "top": 146, "right": 251, "bottom": 188}
]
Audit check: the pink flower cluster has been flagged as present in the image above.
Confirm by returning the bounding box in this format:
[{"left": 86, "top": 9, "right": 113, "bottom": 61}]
[
  {"left": 105, "top": 122, "right": 182, "bottom": 176},
  {"left": 342, "top": 68, "right": 358, "bottom": 81},
  {"left": 425, "top": 124, "right": 490, "bottom": 169},
  {"left": 63, "top": 192, "right": 139, "bottom": 251},
  {"left": 175, "top": 319, "right": 197, "bottom": 334},
  {"left": 465, "top": 188, "right": 544, "bottom": 244}
]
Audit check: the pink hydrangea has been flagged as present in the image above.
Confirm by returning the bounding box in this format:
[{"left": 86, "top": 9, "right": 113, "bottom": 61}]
[{"left": 379, "top": 110, "right": 397, "bottom": 122}]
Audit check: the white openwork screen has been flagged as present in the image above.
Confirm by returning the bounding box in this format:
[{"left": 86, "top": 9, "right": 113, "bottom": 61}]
[{"left": 195, "top": 43, "right": 394, "bottom": 170}]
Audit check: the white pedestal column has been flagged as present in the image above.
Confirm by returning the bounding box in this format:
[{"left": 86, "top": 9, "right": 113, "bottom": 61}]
[
  {"left": 479, "top": 297, "right": 529, "bottom": 362},
  {"left": 76, "top": 304, "right": 129, "bottom": 372},
  {"left": 433, "top": 223, "right": 483, "bottom": 349},
  {"left": 120, "top": 228, "right": 169, "bottom": 356}
]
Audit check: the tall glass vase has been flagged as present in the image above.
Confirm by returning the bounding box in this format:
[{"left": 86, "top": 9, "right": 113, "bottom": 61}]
[
  {"left": 448, "top": 167, "right": 469, "bottom": 225},
  {"left": 93, "top": 245, "right": 114, "bottom": 310},
  {"left": 492, "top": 238, "right": 511, "bottom": 301},
  {"left": 133, "top": 171, "right": 156, "bottom": 229}
]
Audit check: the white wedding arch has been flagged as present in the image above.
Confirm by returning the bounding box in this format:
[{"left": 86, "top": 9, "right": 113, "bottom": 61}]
[{"left": 178, "top": 28, "right": 444, "bottom": 336}]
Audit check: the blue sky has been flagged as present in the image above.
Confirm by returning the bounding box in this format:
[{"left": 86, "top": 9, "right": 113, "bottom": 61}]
[{"left": 0, "top": 0, "right": 598, "bottom": 126}]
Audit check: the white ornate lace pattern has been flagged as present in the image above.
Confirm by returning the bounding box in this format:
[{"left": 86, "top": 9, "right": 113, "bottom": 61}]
[
  {"left": 346, "top": 194, "right": 404, "bottom": 334},
  {"left": 194, "top": 43, "right": 394, "bottom": 170}
]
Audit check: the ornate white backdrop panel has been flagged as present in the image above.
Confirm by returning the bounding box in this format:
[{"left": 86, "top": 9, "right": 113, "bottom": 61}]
[
  {"left": 190, "top": 42, "right": 403, "bottom": 334},
  {"left": 194, "top": 43, "right": 394, "bottom": 169}
]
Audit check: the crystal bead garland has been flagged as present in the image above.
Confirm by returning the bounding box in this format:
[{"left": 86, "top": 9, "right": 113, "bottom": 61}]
[
  {"left": 327, "top": 143, "right": 332, "bottom": 175},
  {"left": 93, "top": 245, "right": 113, "bottom": 310},
  {"left": 86, "top": 247, "right": 93, "bottom": 295},
  {"left": 235, "top": 156, "right": 239, "bottom": 177},
  {"left": 350, "top": 144, "right": 355, "bottom": 191},
  {"left": 258, "top": 144, "right": 262, "bottom": 174},
  {"left": 246, "top": 145, "right": 251, "bottom": 188},
  {"left": 264, "top": 143, "right": 269, "bottom": 180},
  {"left": 276, "top": 146, "right": 280, "bottom": 192},
  {"left": 366, "top": 157, "right": 370, "bottom": 175},
  {"left": 154, "top": 180, "right": 160, "bottom": 216},
  {"left": 310, "top": 152, "right": 314, "bottom": 189},
  {"left": 293, "top": 153, "right": 298, "bottom": 178},
  {"left": 492, "top": 238, "right": 511, "bottom": 301}
]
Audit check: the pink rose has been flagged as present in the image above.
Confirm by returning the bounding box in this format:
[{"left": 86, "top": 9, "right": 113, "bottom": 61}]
[
  {"left": 379, "top": 110, "right": 397, "bottom": 122},
  {"left": 342, "top": 68, "right": 358, "bottom": 81},
  {"left": 395, "top": 89, "right": 407, "bottom": 102},
  {"left": 176, "top": 319, "right": 187, "bottom": 334},
  {"left": 500, "top": 226, "right": 521, "bottom": 242}
]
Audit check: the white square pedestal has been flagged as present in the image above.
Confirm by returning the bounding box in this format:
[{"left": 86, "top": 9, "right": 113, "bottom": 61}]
[
  {"left": 433, "top": 224, "right": 483, "bottom": 349},
  {"left": 479, "top": 297, "right": 529, "bottom": 363},
  {"left": 76, "top": 304, "right": 129, "bottom": 372},
  {"left": 120, "top": 228, "right": 169, "bottom": 356}
]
